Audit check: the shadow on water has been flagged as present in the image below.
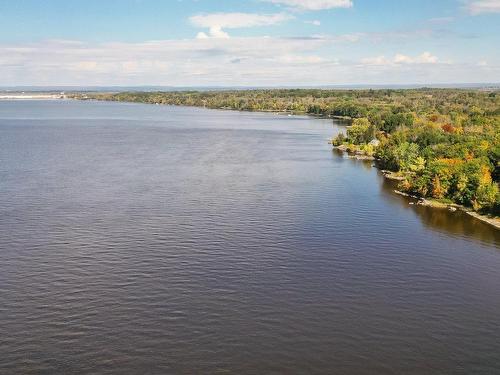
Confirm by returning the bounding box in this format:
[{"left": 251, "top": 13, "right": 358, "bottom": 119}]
[
  {"left": 331, "top": 149, "right": 499, "bottom": 247},
  {"left": 331, "top": 148, "right": 374, "bottom": 171},
  {"left": 379, "top": 173, "right": 500, "bottom": 247}
]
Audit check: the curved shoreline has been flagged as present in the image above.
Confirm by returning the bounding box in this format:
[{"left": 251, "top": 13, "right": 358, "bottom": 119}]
[
  {"left": 75, "top": 96, "right": 500, "bottom": 231},
  {"left": 334, "top": 146, "right": 500, "bottom": 230}
]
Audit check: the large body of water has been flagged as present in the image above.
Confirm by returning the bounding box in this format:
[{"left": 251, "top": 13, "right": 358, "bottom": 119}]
[{"left": 1, "top": 100, "right": 499, "bottom": 374}]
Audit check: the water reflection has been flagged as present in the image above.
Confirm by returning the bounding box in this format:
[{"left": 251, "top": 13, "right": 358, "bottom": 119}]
[{"left": 378, "top": 174, "right": 500, "bottom": 246}]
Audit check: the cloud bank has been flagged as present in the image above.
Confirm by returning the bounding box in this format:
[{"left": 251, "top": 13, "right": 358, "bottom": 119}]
[
  {"left": 0, "top": 37, "right": 495, "bottom": 86},
  {"left": 362, "top": 52, "right": 439, "bottom": 65}
]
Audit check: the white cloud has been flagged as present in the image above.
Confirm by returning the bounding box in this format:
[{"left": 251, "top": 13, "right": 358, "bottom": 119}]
[
  {"left": 394, "top": 54, "right": 414, "bottom": 64},
  {"left": 416, "top": 52, "right": 439, "bottom": 64},
  {"left": 190, "top": 12, "right": 292, "bottom": 38},
  {"left": 279, "top": 54, "right": 324, "bottom": 63},
  {"left": 196, "top": 26, "right": 230, "bottom": 39},
  {"left": 189, "top": 12, "right": 293, "bottom": 28},
  {"left": 363, "top": 52, "right": 439, "bottom": 65},
  {"left": 196, "top": 32, "right": 209, "bottom": 39},
  {"left": 465, "top": 0, "right": 500, "bottom": 14},
  {"left": 361, "top": 56, "right": 391, "bottom": 65},
  {"left": 74, "top": 61, "right": 99, "bottom": 71},
  {"left": 264, "top": 0, "right": 353, "bottom": 10}
]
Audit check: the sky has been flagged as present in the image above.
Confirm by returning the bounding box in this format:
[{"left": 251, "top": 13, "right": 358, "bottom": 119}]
[{"left": 0, "top": 0, "right": 499, "bottom": 86}]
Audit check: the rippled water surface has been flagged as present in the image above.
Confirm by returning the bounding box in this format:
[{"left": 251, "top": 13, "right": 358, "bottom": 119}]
[{"left": 1, "top": 100, "right": 499, "bottom": 374}]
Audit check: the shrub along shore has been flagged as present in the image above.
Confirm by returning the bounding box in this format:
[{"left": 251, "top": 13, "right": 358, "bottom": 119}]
[{"left": 72, "top": 89, "right": 500, "bottom": 225}]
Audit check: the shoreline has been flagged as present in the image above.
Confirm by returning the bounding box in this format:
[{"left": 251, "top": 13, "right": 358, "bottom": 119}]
[
  {"left": 331, "top": 147, "right": 500, "bottom": 230},
  {"left": 75, "top": 96, "right": 499, "bottom": 231}
]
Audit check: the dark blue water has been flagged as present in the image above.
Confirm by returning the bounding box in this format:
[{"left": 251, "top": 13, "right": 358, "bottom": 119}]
[{"left": 1, "top": 100, "right": 499, "bottom": 374}]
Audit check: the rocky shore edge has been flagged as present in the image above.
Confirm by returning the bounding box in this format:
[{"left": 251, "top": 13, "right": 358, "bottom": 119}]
[
  {"left": 393, "top": 190, "right": 500, "bottom": 229},
  {"left": 333, "top": 146, "right": 500, "bottom": 230},
  {"left": 333, "top": 144, "right": 376, "bottom": 160}
]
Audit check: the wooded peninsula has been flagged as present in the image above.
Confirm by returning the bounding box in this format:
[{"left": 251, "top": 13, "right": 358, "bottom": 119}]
[{"left": 74, "top": 89, "right": 500, "bottom": 218}]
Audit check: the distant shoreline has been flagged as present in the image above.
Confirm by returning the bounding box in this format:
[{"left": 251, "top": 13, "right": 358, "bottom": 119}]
[{"left": 0, "top": 94, "right": 66, "bottom": 100}]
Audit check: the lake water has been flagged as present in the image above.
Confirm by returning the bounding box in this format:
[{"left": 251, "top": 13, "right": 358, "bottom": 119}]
[{"left": 1, "top": 100, "right": 499, "bottom": 374}]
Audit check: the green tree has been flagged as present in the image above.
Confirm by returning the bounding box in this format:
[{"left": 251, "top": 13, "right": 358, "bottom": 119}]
[{"left": 346, "top": 118, "right": 375, "bottom": 144}]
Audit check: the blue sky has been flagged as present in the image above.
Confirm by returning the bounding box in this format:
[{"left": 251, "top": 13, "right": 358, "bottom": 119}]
[{"left": 1, "top": 0, "right": 499, "bottom": 86}]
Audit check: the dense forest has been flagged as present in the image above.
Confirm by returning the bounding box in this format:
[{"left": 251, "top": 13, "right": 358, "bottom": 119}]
[{"left": 75, "top": 89, "right": 500, "bottom": 216}]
